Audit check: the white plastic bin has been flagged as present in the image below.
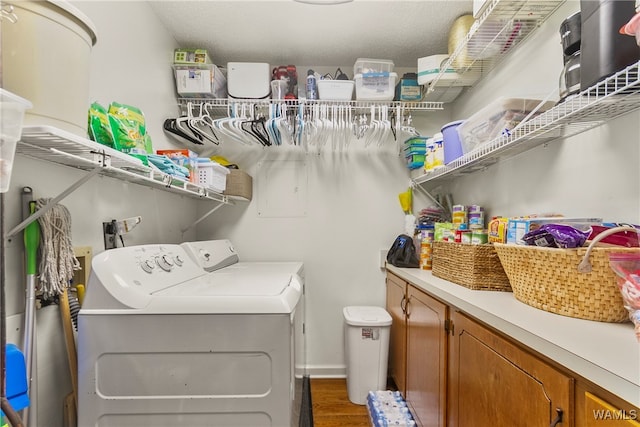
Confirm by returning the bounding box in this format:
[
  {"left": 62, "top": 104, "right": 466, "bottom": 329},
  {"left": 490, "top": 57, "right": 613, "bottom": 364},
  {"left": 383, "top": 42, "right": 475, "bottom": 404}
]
[
  {"left": 1, "top": 0, "right": 97, "bottom": 136},
  {"left": 343, "top": 306, "right": 392, "bottom": 405},
  {"left": 1, "top": 89, "right": 32, "bottom": 192}
]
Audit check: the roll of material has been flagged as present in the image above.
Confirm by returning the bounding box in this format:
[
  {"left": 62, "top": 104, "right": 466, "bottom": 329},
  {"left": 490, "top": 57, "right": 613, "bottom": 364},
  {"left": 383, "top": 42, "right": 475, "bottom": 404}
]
[{"left": 448, "top": 15, "right": 476, "bottom": 71}]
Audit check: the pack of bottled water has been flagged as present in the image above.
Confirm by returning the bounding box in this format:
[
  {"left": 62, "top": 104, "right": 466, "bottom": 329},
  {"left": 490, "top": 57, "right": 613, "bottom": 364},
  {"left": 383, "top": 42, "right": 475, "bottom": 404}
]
[{"left": 366, "top": 390, "right": 416, "bottom": 427}]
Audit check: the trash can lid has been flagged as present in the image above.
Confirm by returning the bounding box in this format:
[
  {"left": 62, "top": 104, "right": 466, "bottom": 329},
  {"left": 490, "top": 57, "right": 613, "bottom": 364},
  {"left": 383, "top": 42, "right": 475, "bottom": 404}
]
[{"left": 343, "top": 306, "right": 392, "bottom": 327}]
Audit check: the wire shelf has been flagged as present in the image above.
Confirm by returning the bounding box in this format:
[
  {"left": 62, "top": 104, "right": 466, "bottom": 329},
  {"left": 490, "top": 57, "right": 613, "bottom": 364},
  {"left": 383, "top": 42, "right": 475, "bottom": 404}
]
[
  {"left": 415, "top": 61, "right": 640, "bottom": 184},
  {"left": 177, "top": 97, "right": 444, "bottom": 116},
  {"left": 428, "top": 0, "right": 565, "bottom": 92},
  {"left": 16, "top": 126, "right": 229, "bottom": 203}
]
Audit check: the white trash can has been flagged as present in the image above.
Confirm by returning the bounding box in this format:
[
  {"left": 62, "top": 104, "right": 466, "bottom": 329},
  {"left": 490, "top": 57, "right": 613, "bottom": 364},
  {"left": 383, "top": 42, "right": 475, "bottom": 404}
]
[{"left": 343, "top": 306, "right": 392, "bottom": 405}]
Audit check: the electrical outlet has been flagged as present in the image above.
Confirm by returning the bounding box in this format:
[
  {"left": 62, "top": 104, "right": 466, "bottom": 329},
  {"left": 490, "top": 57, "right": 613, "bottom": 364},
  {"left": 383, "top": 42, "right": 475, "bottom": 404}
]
[{"left": 379, "top": 249, "right": 387, "bottom": 269}]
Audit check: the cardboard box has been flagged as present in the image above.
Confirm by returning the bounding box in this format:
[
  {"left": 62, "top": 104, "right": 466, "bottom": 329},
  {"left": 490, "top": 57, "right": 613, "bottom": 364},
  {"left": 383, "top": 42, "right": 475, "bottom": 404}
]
[
  {"left": 224, "top": 169, "right": 252, "bottom": 201},
  {"left": 507, "top": 217, "right": 602, "bottom": 245},
  {"left": 174, "top": 48, "right": 211, "bottom": 65}
]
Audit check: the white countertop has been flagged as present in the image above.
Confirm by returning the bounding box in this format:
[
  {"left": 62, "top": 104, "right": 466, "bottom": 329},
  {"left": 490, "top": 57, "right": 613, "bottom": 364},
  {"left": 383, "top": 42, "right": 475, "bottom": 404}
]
[{"left": 386, "top": 265, "right": 640, "bottom": 408}]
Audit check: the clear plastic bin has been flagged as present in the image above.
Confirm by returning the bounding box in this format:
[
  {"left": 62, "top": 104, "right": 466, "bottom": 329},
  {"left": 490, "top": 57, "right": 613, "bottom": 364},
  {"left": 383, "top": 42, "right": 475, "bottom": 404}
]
[
  {"left": 353, "top": 58, "right": 394, "bottom": 76},
  {"left": 354, "top": 73, "right": 397, "bottom": 101},
  {"left": 457, "top": 98, "right": 555, "bottom": 154},
  {"left": 1, "top": 89, "right": 32, "bottom": 193}
]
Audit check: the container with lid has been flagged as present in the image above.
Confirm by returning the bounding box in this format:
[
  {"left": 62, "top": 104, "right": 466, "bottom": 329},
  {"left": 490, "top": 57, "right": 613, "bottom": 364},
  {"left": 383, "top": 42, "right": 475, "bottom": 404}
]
[
  {"left": 1, "top": 0, "right": 97, "bottom": 136},
  {"left": 1, "top": 89, "right": 33, "bottom": 193},
  {"left": 343, "top": 306, "right": 392, "bottom": 405},
  {"left": 441, "top": 120, "right": 465, "bottom": 164},
  {"left": 353, "top": 58, "right": 394, "bottom": 76}
]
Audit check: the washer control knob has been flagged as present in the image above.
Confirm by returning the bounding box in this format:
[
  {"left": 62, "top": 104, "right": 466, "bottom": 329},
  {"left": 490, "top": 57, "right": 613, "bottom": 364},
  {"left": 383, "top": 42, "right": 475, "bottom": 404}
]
[
  {"left": 174, "top": 255, "right": 183, "bottom": 266},
  {"left": 140, "top": 259, "right": 155, "bottom": 274},
  {"left": 156, "top": 254, "right": 174, "bottom": 272}
]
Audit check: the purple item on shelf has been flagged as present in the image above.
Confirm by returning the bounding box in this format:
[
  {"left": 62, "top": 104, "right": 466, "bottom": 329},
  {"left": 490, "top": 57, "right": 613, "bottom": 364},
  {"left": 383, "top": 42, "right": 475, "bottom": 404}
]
[
  {"left": 523, "top": 224, "right": 592, "bottom": 248},
  {"left": 441, "top": 120, "right": 464, "bottom": 164}
]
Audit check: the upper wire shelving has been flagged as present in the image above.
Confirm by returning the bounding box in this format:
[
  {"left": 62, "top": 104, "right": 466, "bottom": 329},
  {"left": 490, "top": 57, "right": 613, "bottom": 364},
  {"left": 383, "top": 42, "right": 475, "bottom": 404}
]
[
  {"left": 15, "top": 125, "right": 229, "bottom": 202},
  {"left": 177, "top": 97, "right": 445, "bottom": 116},
  {"left": 428, "top": 0, "right": 565, "bottom": 92},
  {"left": 414, "top": 61, "right": 640, "bottom": 185}
]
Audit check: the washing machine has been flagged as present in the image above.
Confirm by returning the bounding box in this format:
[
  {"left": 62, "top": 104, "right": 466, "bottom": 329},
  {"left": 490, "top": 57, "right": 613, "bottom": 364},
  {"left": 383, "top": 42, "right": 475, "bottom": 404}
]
[{"left": 77, "top": 240, "right": 305, "bottom": 427}]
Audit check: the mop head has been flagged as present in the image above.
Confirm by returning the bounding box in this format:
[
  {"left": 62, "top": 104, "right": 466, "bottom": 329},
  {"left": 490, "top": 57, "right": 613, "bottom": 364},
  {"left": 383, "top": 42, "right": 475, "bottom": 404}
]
[{"left": 35, "top": 198, "right": 80, "bottom": 299}]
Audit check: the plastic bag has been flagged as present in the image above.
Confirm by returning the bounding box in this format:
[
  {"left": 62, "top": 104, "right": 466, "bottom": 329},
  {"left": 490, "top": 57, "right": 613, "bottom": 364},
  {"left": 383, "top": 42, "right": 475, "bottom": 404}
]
[
  {"left": 87, "top": 102, "right": 114, "bottom": 148},
  {"left": 523, "top": 223, "right": 591, "bottom": 248},
  {"left": 107, "top": 102, "right": 149, "bottom": 154},
  {"left": 608, "top": 252, "right": 640, "bottom": 342}
]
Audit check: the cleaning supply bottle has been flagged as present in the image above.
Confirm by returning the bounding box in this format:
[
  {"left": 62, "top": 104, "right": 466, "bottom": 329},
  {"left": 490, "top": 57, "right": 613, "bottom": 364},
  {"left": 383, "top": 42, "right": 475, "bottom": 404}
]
[{"left": 306, "top": 69, "right": 318, "bottom": 100}]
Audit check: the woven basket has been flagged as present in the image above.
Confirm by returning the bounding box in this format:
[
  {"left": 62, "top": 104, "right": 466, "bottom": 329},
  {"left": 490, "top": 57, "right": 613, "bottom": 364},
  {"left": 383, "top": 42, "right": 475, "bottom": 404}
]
[
  {"left": 432, "top": 242, "right": 512, "bottom": 291},
  {"left": 493, "top": 241, "right": 639, "bottom": 323}
]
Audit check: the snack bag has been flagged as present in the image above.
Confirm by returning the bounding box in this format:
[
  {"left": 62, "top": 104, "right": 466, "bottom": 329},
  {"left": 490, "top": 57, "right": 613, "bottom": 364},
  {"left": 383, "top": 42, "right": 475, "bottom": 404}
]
[
  {"left": 609, "top": 252, "right": 640, "bottom": 342},
  {"left": 88, "top": 102, "right": 114, "bottom": 148},
  {"left": 108, "top": 102, "right": 148, "bottom": 154}
]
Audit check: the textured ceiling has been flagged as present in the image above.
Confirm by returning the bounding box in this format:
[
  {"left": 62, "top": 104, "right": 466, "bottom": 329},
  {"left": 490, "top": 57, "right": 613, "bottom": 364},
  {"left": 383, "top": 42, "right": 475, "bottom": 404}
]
[{"left": 149, "top": 0, "right": 473, "bottom": 72}]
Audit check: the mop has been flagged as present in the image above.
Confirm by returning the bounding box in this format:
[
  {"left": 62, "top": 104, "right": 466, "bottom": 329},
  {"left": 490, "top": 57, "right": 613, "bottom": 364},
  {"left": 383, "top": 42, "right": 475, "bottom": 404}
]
[{"left": 22, "top": 199, "right": 78, "bottom": 427}]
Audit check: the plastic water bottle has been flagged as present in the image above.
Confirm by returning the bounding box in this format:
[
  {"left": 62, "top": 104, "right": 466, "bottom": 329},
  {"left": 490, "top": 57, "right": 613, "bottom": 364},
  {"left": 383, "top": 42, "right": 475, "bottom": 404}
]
[{"left": 306, "top": 69, "right": 318, "bottom": 100}]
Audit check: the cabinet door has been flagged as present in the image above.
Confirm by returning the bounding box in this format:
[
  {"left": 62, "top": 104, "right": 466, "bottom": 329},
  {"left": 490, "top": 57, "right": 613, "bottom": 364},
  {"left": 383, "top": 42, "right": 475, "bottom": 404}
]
[
  {"left": 386, "top": 272, "right": 407, "bottom": 395},
  {"left": 406, "top": 285, "right": 448, "bottom": 427},
  {"left": 448, "top": 311, "right": 573, "bottom": 427},
  {"left": 578, "top": 387, "right": 640, "bottom": 427}
]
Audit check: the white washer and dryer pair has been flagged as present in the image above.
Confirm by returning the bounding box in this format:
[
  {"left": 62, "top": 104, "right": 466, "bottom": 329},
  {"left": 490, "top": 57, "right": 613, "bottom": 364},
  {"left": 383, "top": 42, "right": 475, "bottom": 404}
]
[{"left": 77, "top": 240, "right": 305, "bottom": 427}]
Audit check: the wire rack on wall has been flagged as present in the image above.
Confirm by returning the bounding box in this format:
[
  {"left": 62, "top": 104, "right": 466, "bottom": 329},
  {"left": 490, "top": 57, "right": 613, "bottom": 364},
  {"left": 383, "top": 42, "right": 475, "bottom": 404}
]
[
  {"left": 414, "top": 61, "right": 640, "bottom": 184},
  {"left": 177, "top": 98, "right": 444, "bottom": 117},
  {"left": 428, "top": 0, "right": 565, "bottom": 92}
]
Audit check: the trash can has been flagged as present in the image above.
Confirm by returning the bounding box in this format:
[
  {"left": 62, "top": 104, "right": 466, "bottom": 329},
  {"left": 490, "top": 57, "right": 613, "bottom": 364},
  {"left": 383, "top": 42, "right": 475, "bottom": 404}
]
[{"left": 343, "top": 306, "right": 392, "bottom": 405}]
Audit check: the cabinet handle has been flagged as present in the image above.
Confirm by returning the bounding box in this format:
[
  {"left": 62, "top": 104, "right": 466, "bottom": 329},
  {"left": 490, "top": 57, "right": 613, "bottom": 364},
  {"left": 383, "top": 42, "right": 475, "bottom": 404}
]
[
  {"left": 405, "top": 298, "right": 411, "bottom": 318},
  {"left": 400, "top": 295, "right": 406, "bottom": 313},
  {"left": 549, "top": 408, "right": 563, "bottom": 427}
]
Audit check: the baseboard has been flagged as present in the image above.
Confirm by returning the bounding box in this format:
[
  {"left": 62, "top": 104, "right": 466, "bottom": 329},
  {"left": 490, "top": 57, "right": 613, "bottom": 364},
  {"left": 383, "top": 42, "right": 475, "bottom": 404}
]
[{"left": 303, "top": 365, "right": 347, "bottom": 378}]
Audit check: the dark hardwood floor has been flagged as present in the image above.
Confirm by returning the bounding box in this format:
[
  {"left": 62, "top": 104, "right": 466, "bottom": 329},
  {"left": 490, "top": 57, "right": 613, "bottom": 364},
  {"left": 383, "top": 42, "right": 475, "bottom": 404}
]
[{"left": 310, "top": 378, "right": 370, "bottom": 427}]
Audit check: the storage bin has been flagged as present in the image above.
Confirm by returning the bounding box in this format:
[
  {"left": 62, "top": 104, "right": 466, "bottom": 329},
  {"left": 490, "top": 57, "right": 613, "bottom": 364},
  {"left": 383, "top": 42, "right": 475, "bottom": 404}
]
[
  {"left": 457, "top": 98, "right": 555, "bottom": 154},
  {"left": 196, "top": 161, "right": 229, "bottom": 193},
  {"left": 493, "top": 242, "right": 636, "bottom": 322},
  {"left": 1, "top": 344, "right": 30, "bottom": 416},
  {"left": 432, "top": 241, "right": 512, "bottom": 291},
  {"left": 227, "top": 62, "right": 271, "bottom": 99},
  {"left": 343, "top": 306, "right": 392, "bottom": 405},
  {"left": 317, "top": 79, "right": 354, "bottom": 101},
  {"left": 174, "top": 63, "right": 227, "bottom": 98},
  {"left": 1, "top": 89, "right": 32, "bottom": 193},
  {"left": 441, "top": 120, "right": 464, "bottom": 164},
  {"left": 354, "top": 73, "right": 397, "bottom": 101},
  {"left": 223, "top": 169, "right": 253, "bottom": 201},
  {"left": 1, "top": 0, "right": 97, "bottom": 136},
  {"left": 353, "top": 58, "right": 394, "bottom": 76}
]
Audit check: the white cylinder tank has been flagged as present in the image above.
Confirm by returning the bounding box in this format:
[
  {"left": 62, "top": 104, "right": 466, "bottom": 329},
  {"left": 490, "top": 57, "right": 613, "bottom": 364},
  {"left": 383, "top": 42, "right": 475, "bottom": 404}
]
[{"left": 1, "top": 1, "right": 97, "bottom": 136}]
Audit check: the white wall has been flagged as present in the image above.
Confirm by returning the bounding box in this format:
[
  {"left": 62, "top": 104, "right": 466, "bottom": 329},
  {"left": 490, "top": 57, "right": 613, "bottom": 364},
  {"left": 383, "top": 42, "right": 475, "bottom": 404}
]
[
  {"left": 3, "top": 0, "right": 639, "bottom": 423},
  {"left": 432, "top": 0, "right": 640, "bottom": 223},
  {"left": 3, "top": 1, "right": 200, "bottom": 424}
]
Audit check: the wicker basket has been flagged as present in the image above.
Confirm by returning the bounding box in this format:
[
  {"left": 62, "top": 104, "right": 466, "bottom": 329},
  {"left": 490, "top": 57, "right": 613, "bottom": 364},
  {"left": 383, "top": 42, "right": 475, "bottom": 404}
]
[
  {"left": 432, "top": 242, "right": 512, "bottom": 291},
  {"left": 493, "top": 241, "right": 639, "bottom": 322}
]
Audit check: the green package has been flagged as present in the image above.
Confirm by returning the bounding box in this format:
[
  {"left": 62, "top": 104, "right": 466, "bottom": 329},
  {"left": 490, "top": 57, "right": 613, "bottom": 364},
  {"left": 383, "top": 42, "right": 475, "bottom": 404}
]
[
  {"left": 108, "top": 102, "right": 148, "bottom": 154},
  {"left": 88, "top": 102, "right": 114, "bottom": 148},
  {"left": 434, "top": 222, "right": 455, "bottom": 242}
]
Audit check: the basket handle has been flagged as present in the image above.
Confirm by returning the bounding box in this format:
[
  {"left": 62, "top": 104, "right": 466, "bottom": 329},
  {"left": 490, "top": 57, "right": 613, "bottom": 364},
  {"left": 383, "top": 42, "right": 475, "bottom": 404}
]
[{"left": 577, "top": 226, "right": 640, "bottom": 273}]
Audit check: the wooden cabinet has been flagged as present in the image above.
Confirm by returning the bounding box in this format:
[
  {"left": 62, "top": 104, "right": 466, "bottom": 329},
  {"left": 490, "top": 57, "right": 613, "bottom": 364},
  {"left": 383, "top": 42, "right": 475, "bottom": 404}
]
[
  {"left": 447, "top": 310, "right": 573, "bottom": 427},
  {"left": 406, "top": 285, "right": 448, "bottom": 427},
  {"left": 386, "top": 272, "right": 408, "bottom": 395},
  {"left": 576, "top": 383, "right": 640, "bottom": 427}
]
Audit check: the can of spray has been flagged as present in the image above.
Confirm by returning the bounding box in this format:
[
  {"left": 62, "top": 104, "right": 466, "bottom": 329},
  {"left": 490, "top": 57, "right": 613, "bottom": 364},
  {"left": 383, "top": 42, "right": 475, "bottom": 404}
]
[{"left": 306, "top": 69, "right": 318, "bottom": 100}]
